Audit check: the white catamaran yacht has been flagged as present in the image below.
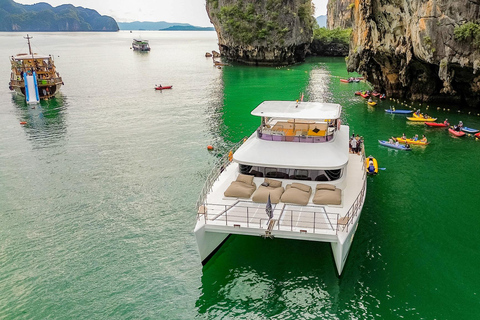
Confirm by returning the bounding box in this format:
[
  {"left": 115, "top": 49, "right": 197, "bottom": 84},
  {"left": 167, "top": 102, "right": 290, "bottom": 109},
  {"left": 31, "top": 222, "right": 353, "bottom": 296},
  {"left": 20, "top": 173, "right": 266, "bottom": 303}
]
[{"left": 195, "top": 101, "right": 366, "bottom": 275}]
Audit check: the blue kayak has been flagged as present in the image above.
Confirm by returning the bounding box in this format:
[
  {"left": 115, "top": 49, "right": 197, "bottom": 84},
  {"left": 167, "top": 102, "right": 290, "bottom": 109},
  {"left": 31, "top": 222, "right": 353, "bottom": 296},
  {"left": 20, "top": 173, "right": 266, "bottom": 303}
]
[
  {"left": 461, "top": 127, "right": 479, "bottom": 134},
  {"left": 378, "top": 140, "right": 412, "bottom": 150},
  {"left": 384, "top": 109, "right": 413, "bottom": 114}
]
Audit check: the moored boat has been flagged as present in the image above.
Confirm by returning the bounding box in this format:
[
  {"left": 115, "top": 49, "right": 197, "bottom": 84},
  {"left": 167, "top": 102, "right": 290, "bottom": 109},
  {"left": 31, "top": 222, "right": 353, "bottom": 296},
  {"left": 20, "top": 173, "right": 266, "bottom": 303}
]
[
  {"left": 195, "top": 101, "right": 367, "bottom": 276},
  {"left": 9, "top": 35, "right": 63, "bottom": 103},
  {"left": 132, "top": 39, "right": 150, "bottom": 51},
  {"left": 448, "top": 128, "right": 466, "bottom": 137},
  {"left": 378, "top": 140, "right": 412, "bottom": 150}
]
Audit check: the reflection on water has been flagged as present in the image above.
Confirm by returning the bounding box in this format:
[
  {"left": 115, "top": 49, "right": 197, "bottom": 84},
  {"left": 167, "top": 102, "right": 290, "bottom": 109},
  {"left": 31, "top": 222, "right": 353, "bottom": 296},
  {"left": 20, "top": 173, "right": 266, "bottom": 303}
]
[{"left": 13, "top": 93, "right": 68, "bottom": 148}]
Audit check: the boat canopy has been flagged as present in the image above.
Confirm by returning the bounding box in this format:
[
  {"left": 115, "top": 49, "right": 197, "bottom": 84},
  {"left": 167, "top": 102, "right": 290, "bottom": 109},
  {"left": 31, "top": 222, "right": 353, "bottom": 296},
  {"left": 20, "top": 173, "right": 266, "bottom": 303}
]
[
  {"left": 13, "top": 54, "right": 51, "bottom": 60},
  {"left": 234, "top": 126, "right": 350, "bottom": 170},
  {"left": 251, "top": 101, "right": 342, "bottom": 120}
]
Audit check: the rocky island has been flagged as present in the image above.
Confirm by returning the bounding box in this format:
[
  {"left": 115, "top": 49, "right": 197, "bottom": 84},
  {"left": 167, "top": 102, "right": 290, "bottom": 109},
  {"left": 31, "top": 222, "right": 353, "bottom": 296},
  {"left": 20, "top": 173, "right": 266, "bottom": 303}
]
[
  {"left": 344, "top": 0, "right": 480, "bottom": 107},
  {"left": 0, "top": 0, "right": 118, "bottom": 32},
  {"left": 206, "top": 0, "right": 316, "bottom": 65}
]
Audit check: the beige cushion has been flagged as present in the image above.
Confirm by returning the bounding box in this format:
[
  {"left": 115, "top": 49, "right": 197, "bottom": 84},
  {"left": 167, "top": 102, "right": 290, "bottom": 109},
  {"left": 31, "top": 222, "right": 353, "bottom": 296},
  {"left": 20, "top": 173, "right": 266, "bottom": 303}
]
[
  {"left": 316, "top": 183, "right": 336, "bottom": 191},
  {"left": 265, "top": 178, "right": 282, "bottom": 188},
  {"left": 312, "top": 188, "right": 342, "bottom": 205},
  {"left": 252, "top": 186, "right": 285, "bottom": 203},
  {"left": 236, "top": 173, "right": 254, "bottom": 185},
  {"left": 224, "top": 181, "right": 256, "bottom": 198},
  {"left": 291, "top": 182, "right": 312, "bottom": 193},
  {"left": 281, "top": 184, "right": 312, "bottom": 205}
]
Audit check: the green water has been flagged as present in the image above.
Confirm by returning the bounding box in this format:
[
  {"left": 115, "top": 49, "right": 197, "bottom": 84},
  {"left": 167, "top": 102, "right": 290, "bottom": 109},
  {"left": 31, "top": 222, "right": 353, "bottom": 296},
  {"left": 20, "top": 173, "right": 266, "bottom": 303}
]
[{"left": 0, "top": 32, "right": 479, "bottom": 319}]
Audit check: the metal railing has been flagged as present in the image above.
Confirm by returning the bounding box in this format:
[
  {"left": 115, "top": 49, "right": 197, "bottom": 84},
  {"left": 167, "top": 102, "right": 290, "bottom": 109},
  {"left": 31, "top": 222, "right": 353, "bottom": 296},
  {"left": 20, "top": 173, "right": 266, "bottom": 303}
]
[{"left": 196, "top": 139, "right": 246, "bottom": 217}]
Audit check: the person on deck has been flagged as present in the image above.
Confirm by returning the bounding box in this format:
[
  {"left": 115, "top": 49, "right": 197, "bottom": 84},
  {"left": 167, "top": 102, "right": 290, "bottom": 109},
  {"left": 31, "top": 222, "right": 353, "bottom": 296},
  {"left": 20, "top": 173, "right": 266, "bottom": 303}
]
[{"left": 350, "top": 137, "right": 358, "bottom": 154}]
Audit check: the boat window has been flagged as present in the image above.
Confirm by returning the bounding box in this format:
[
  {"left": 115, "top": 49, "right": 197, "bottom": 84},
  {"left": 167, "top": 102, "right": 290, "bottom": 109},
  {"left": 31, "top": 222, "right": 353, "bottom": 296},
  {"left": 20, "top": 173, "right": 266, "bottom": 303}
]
[{"left": 239, "top": 165, "right": 343, "bottom": 181}]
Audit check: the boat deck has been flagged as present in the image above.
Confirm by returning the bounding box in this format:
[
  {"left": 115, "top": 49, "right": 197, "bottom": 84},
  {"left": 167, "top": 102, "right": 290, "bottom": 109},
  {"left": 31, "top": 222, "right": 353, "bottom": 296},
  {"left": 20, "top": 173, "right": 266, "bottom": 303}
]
[{"left": 198, "top": 152, "right": 366, "bottom": 242}]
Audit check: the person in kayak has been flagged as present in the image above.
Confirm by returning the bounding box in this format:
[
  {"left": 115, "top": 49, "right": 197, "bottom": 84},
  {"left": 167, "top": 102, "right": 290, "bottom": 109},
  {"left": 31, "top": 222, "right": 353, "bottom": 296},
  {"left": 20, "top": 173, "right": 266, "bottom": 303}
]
[
  {"left": 421, "top": 135, "right": 428, "bottom": 143},
  {"left": 368, "top": 156, "right": 375, "bottom": 173},
  {"left": 444, "top": 119, "right": 449, "bottom": 126},
  {"left": 405, "top": 141, "right": 410, "bottom": 148},
  {"left": 402, "top": 133, "right": 407, "bottom": 139},
  {"left": 413, "top": 134, "right": 419, "bottom": 141}
]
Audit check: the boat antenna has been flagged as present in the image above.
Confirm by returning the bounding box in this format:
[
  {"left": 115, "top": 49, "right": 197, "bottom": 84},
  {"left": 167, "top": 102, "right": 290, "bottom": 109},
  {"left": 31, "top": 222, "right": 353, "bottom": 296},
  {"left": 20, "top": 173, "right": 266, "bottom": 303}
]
[{"left": 24, "top": 34, "right": 33, "bottom": 57}]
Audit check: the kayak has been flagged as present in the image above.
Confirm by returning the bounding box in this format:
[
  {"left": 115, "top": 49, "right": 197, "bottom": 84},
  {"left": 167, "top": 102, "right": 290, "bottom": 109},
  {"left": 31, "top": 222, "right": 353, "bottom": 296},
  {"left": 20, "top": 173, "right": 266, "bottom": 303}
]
[
  {"left": 425, "top": 122, "right": 448, "bottom": 127},
  {"left": 461, "top": 127, "right": 480, "bottom": 134},
  {"left": 365, "top": 157, "right": 378, "bottom": 175},
  {"left": 395, "top": 137, "right": 429, "bottom": 145},
  {"left": 340, "top": 79, "right": 351, "bottom": 83},
  {"left": 360, "top": 92, "right": 369, "bottom": 98},
  {"left": 448, "top": 128, "right": 466, "bottom": 137},
  {"left": 371, "top": 92, "right": 381, "bottom": 97},
  {"left": 475, "top": 132, "right": 480, "bottom": 138},
  {"left": 385, "top": 109, "right": 412, "bottom": 114},
  {"left": 368, "top": 101, "right": 377, "bottom": 106},
  {"left": 354, "top": 91, "right": 361, "bottom": 95},
  {"left": 155, "top": 85, "right": 173, "bottom": 90},
  {"left": 378, "top": 140, "right": 412, "bottom": 150},
  {"left": 407, "top": 117, "right": 437, "bottom": 122}
]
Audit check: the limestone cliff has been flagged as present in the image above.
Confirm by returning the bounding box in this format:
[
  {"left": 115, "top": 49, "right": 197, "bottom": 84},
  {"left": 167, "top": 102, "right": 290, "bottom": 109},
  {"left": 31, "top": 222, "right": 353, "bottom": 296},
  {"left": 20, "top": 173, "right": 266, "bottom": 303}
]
[
  {"left": 345, "top": 0, "right": 480, "bottom": 107},
  {"left": 206, "top": 0, "right": 315, "bottom": 65},
  {"left": 327, "top": 0, "right": 353, "bottom": 29}
]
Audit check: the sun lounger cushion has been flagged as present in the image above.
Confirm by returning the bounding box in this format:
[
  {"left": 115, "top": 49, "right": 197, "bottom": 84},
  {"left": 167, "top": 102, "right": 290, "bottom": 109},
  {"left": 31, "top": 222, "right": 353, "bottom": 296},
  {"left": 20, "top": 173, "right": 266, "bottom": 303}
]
[
  {"left": 280, "top": 183, "right": 312, "bottom": 205},
  {"left": 312, "top": 187, "right": 342, "bottom": 205},
  {"left": 315, "top": 183, "right": 336, "bottom": 191},
  {"left": 264, "top": 178, "right": 282, "bottom": 188},
  {"left": 236, "top": 173, "right": 254, "bottom": 185},
  {"left": 224, "top": 181, "right": 257, "bottom": 198},
  {"left": 252, "top": 185, "right": 285, "bottom": 203}
]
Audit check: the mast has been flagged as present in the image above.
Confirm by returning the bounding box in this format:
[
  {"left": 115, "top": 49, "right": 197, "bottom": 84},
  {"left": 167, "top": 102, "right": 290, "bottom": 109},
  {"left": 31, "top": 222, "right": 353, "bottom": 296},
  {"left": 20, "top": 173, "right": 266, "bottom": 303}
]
[{"left": 24, "top": 34, "right": 33, "bottom": 57}]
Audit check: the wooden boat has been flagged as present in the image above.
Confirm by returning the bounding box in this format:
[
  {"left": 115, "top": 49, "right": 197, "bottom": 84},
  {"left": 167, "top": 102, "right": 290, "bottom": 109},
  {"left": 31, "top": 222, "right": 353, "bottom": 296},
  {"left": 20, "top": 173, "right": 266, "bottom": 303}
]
[
  {"left": 425, "top": 122, "right": 448, "bottom": 127},
  {"left": 448, "top": 128, "right": 466, "bottom": 137},
  {"left": 365, "top": 157, "right": 378, "bottom": 175},
  {"left": 132, "top": 39, "right": 150, "bottom": 51},
  {"left": 155, "top": 85, "right": 173, "bottom": 90},
  {"left": 9, "top": 35, "right": 63, "bottom": 102},
  {"left": 378, "top": 140, "right": 411, "bottom": 150},
  {"left": 395, "top": 137, "right": 429, "bottom": 145},
  {"left": 407, "top": 117, "right": 437, "bottom": 122},
  {"left": 461, "top": 127, "right": 480, "bottom": 134},
  {"left": 385, "top": 109, "right": 412, "bottom": 114}
]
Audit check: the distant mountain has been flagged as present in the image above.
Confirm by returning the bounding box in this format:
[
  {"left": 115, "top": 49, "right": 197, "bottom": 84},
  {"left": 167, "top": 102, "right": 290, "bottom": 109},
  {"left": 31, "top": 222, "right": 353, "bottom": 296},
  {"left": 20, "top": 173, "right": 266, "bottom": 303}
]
[
  {"left": 0, "top": 0, "right": 119, "bottom": 31},
  {"left": 316, "top": 15, "right": 327, "bottom": 28},
  {"left": 118, "top": 21, "right": 214, "bottom": 31}
]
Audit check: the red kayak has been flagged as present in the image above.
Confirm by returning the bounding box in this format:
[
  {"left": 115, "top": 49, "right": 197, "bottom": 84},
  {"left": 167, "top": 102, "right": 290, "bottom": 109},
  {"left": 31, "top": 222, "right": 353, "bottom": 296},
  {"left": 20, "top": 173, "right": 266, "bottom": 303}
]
[
  {"left": 155, "top": 85, "right": 173, "bottom": 90},
  {"left": 340, "top": 79, "right": 351, "bottom": 83},
  {"left": 425, "top": 122, "right": 448, "bottom": 127},
  {"left": 448, "top": 128, "right": 466, "bottom": 137},
  {"left": 360, "top": 92, "right": 369, "bottom": 98},
  {"left": 475, "top": 132, "right": 480, "bottom": 138}
]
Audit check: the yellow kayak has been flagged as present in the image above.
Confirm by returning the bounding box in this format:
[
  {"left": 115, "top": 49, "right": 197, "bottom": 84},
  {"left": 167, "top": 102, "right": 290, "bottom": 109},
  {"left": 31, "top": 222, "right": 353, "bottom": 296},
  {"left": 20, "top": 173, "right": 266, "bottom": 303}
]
[
  {"left": 407, "top": 117, "right": 437, "bottom": 122},
  {"left": 365, "top": 156, "right": 378, "bottom": 175},
  {"left": 395, "top": 137, "right": 429, "bottom": 145},
  {"left": 367, "top": 101, "right": 377, "bottom": 106}
]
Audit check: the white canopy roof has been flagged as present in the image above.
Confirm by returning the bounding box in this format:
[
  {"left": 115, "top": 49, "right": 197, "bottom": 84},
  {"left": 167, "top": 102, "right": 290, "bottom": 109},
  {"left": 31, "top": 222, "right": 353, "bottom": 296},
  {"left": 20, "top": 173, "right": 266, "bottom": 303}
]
[
  {"left": 13, "top": 54, "right": 51, "bottom": 60},
  {"left": 251, "top": 101, "right": 342, "bottom": 120},
  {"left": 233, "top": 125, "right": 350, "bottom": 170}
]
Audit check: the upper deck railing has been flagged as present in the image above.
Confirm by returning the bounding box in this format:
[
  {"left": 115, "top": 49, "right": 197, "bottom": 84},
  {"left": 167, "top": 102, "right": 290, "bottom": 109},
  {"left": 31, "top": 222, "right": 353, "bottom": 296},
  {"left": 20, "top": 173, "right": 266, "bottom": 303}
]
[{"left": 257, "top": 119, "right": 337, "bottom": 143}]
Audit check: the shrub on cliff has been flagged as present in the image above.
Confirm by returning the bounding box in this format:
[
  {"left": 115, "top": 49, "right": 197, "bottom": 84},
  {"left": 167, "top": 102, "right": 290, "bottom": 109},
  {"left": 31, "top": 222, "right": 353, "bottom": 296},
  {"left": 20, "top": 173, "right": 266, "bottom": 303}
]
[
  {"left": 313, "top": 27, "right": 351, "bottom": 45},
  {"left": 454, "top": 22, "right": 480, "bottom": 48}
]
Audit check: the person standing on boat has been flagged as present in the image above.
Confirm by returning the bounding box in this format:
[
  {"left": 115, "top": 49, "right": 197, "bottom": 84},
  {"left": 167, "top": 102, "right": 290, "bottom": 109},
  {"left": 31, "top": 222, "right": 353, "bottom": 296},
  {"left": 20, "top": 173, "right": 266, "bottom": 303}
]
[{"left": 350, "top": 136, "right": 358, "bottom": 154}]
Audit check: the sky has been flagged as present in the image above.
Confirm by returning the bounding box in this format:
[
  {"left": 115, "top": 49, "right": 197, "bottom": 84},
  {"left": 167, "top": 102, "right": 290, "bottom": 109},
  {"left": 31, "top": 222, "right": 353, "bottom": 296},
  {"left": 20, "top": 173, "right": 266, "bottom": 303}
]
[{"left": 16, "top": 0, "right": 328, "bottom": 27}]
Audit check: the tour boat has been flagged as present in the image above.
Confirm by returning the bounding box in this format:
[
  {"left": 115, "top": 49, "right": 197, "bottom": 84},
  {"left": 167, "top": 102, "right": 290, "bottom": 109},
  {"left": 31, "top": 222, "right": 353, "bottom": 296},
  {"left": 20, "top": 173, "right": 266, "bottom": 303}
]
[
  {"left": 132, "top": 39, "right": 150, "bottom": 51},
  {"left": 9, "top": 35, "right": 63, "bottom": 103},
  {"left": 195, "top": 101, "right": 367, "bottom": 276}
]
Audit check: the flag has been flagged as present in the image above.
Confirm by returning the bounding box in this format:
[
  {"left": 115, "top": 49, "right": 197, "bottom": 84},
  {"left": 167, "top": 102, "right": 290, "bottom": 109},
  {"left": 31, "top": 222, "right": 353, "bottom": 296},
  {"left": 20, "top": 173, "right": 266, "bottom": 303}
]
[{"left": 266, "top": 193, "right": 273, "bottom": 220}]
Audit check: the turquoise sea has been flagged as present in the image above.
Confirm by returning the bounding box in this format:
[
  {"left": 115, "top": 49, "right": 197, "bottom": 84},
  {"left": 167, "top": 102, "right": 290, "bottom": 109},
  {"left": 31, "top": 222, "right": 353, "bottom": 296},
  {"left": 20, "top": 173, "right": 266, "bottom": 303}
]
[{"left": 1, "top": 31, "right": 479, "bottom": 319}]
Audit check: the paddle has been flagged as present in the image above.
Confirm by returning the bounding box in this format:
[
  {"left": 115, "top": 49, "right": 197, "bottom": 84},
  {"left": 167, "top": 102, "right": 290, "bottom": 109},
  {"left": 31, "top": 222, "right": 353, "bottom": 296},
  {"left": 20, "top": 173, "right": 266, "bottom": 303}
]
[{"left": 379, "top": 168, "right": 386, "bottom": 170}]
